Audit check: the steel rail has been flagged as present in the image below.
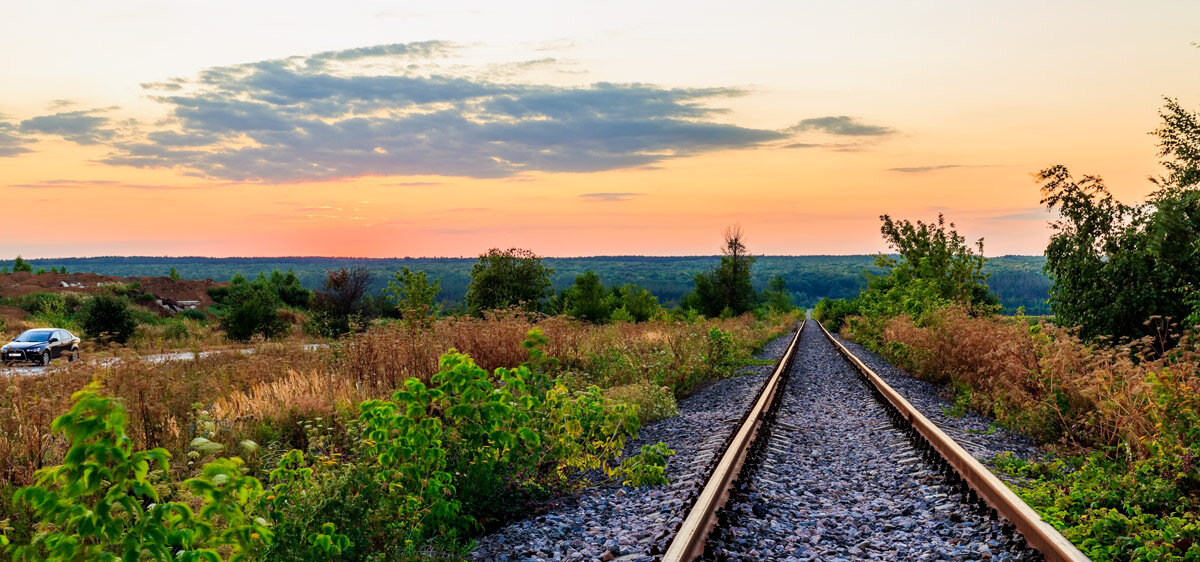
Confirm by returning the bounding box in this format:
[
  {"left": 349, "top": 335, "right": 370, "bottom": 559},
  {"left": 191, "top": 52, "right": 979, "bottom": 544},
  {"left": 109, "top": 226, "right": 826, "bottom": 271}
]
[
  {"left": 814, "top": 320, "right": 1089, "bottom": 562},
  {"left": 660, "top": 321, "right": 804, "bottom": 562}
]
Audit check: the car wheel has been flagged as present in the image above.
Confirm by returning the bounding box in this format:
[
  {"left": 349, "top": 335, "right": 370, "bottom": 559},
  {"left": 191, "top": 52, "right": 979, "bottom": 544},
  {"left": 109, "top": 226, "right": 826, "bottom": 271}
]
[
  {"left": 41, "top": 351, "right": 51, "bottom": 366},
  {"left": 68, "top": 348, "right": 79, "bottom": 362}
]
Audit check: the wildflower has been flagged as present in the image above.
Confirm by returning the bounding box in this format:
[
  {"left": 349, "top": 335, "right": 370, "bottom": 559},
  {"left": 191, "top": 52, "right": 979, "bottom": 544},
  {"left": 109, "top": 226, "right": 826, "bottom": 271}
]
[{"left": 251, "top": 533, "right": 260, "bottom": 540}]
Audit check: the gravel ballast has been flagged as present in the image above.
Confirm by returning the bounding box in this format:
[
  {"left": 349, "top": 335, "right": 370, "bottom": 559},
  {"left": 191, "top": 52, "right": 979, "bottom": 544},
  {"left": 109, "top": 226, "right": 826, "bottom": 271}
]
[
  {"left": 705, "top": 321, "right": 1036, "bottom": 561},
  {"left": 472, "top": 329, "right": 797, "bottom": 561},
  {"left": 831, "top": 334, "right": 1041, "bottom": 463}
]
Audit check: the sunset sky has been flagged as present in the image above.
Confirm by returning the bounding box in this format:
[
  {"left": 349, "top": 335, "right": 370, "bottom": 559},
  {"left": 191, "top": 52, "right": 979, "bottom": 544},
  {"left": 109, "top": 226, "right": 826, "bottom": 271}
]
[{"left": 2, "top": 1, "right": 1197, "bottom": 258}]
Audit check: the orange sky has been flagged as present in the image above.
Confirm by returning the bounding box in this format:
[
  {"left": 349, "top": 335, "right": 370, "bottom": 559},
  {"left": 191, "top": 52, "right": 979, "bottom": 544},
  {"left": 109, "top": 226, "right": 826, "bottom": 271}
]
[{"left": 2, "top": 2, "right": 1197, "bottom": 258}]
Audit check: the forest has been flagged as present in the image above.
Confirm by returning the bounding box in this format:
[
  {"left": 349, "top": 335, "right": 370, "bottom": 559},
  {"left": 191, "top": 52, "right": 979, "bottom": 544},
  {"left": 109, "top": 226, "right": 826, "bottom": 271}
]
[{"left": 14, "top": 254, "right": 1052, "bottom": 314}]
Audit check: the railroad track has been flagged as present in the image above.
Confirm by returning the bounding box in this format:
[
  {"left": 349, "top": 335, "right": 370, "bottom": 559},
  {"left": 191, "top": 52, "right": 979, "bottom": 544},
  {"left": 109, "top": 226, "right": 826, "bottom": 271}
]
[{"left": 661, "top": 319, "right": 1088, "bottom": 561}]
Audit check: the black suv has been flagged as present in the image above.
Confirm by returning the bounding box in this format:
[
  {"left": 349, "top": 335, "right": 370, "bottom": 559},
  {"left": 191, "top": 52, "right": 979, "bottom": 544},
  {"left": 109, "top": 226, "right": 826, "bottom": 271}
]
[{"left": 1, "top": 328, "right": 80, "bottom": 366}]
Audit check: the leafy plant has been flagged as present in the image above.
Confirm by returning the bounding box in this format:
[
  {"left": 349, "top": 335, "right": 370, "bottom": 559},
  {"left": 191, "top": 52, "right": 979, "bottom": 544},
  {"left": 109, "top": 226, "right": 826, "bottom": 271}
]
[
  {"left": 614, "top": 442, "right": 675, "bottom": 487},
  {"left": 4, "top": 384, "right": 271, "bottom": 561},
  {"left": 385, "top": 266, "right": 442, "bottom": 330},
  {"left": 81, "top": 293, "right": 138, "bottom": 343}
]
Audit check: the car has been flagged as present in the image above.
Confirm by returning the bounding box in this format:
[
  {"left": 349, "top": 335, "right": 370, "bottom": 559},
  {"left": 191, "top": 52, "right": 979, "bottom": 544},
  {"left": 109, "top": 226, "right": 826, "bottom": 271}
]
[{"left": 1, "top": 328, "right": 80, "bottom": 366}]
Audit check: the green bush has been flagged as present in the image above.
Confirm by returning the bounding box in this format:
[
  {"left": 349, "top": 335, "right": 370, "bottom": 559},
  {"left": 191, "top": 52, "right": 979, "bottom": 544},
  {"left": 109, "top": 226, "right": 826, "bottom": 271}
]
[
  {"left": 813, "top": 296, "right": 859, "bottom": 331},
  {"left": 180, "top": 308, "right": 207, "bottom": 322},
  {"left": 164, "top": 321, "right": 190, "bottom": 340},
  {"left": 604, "top": 382, "right": 680, "bottom": 423},
  {"left": 2, "top": 384, "right": 272, "bottom": 560},
  {"left": 995, "top": 450, "right": 1200, "bottom": 560},
  {"left": 220, "top": 282, "right": 286, "bottom": 341},
  {"left": 80, "top": 293, "right": 137, "bottom": 343},
  {"left": 16, "top": 292, "right": 65, "bottom": 316}
]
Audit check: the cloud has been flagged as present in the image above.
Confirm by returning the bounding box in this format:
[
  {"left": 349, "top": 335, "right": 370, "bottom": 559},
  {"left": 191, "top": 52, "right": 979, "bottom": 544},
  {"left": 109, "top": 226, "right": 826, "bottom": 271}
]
[
  {"left": 91, "top": 42, "right": 784, "bottom": 182},
  {"left": 0, "top": 121, "right": 32, "bottom": 157},
  {"left": 386, "top": 181, "right": 444, "bottom": 186},
  {"left": 20, "top": 109, "right": 117, "bottom": 145},
  {"left": 888, "top": 164, "right": 965, "bottom": 173},
  {"left": 580, "top": 192, "right": 641, "bottom": 201},
  {"left": 782, "top": 141, "right": 864, "bottom": 151},
  {"left": 988, "top": 207, "right": 1054, "bottom": 221},
  {"left": 788, "top": 115, "right": 895, "bottom": 136},
  {"left": 8, "top": 179, "right": 200, "bottom": 190},
  {"left": 47, "top": 99, "right": 75, "bottom": 109}
]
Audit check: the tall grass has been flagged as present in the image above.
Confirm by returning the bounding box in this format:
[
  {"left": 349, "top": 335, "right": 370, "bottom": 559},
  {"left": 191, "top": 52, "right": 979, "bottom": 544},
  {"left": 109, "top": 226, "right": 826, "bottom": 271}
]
[
  {"left": 848, "top": 306, "right": 1200, "bottom": 559},
  {"left": 0, "top": 312, "right": 792, "bottom": 489},
  {"left": 859, "top": 306, "right": 1199, "bottom": 454}
]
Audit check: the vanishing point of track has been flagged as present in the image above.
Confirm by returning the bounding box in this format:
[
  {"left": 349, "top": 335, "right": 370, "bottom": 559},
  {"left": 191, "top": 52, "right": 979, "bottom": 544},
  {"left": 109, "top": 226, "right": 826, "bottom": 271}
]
[{"left": 660, "top": 319, "right": 1088, "bottom": 561}]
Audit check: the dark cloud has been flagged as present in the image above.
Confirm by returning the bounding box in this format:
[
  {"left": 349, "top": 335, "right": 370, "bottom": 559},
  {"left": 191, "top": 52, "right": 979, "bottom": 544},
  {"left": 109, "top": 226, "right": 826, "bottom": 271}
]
[
  {"left": 888, "top": 164, "right": 965, "bottom": 173},
  {"left": 788, "top": 115, "right": 895, "bottom": 136},
  {"left": 0, "top": 121, "right": 32, "bottom": 157},
  {"left": 20, "top": 109, "right": 116, "bottom": 145},
  {"left": 95, "top": 42, "right": 784, "bottom": 182},
  {"left": 580, "top": 192, "right": 641, "bottom": 201}
]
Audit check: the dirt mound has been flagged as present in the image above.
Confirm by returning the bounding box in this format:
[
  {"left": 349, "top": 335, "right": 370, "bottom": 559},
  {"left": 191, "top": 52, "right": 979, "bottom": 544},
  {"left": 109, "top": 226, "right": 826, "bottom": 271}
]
[{"left": 0, "top": 272, "right": 221, "bottom": 311}]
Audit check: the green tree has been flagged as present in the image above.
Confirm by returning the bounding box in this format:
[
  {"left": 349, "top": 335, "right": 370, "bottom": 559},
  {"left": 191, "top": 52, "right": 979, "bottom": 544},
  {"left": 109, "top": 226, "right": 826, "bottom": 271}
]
[
  {"left": 617, "top": 284, "right": 661, "bottom": 322},
  {"left": 464, "top": 248, "right": 554, "bottom": 316},
  {"left": 12, "top": 256, "right": 31, "bottom": 273},
  {"left": 1152, "top": 97, "right": 1200, "bottom": 192},
  {"left": 761, "top": 275, "right": 795, "bottom": 312},
  {"left": 876, "top": 213, "right": 995, "bottom": 312},
  {"left": 268, "top": 269, "right": 311, "bottom": 308},
  {"left": 385, "top": 266, "right": 442, "bottom": 330},
  {"left": 686, "top": 226, "right": 757, "bottom": 317},
  {"left": 220, "top": 281, "right": 286, "bottom": 341},
  {"left": 168, "top": 266, "right": 182, "bottom": 281},
  {"left": 81, "top": 293, "right": 138, "bottom": 344},
  {"left": 565, "top": 271, "right": 612, "bottom": 323},
  {"left": 1037, "top": 101, "right": 1200, "bottom": 340}
]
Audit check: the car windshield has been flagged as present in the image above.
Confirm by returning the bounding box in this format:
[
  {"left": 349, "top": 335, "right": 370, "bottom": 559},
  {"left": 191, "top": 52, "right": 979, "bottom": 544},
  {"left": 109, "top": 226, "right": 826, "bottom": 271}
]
[{"left": 13, "top": 331, "right": 52, "bottom": 343}]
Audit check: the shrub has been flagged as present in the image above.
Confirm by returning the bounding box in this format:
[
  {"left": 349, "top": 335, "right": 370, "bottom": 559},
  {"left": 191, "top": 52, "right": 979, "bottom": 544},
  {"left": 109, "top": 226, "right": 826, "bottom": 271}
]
[
  {"left": 3, "top": 385, "right": 272, "bottom": 560},
  {"left": 385, "top": 266, "right": 441, "bottom": 330},
  {"left": 617, "top": 284, "right": 661, "bottom": 322},
  {"left": 813, "top": 296, "right": 859, "bottom": 331},
  {"left": 164, "top": 320, "right": 189, "bottom": 341},
  {"left": 221, "top": 283, "right": 286, "bottom": 341},
  {"left": 80, "top": 293, "right": 137, "bottom": 343},
  {"left": 180, "top": 308, "right": 207, "bottom": 322},
  {"left": 604, "top": 382, "right": 679, "bottom": 423},
  {"left": 16, "top": 292, "right": 65, "bottom": 316}
]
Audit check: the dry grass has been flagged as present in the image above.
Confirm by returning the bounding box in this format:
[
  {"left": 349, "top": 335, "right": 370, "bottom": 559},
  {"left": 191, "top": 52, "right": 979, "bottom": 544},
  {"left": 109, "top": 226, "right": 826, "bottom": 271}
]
[
  {"left": 0, "top": 311, "right": 791, "bottom": 487},
  {"left": 867, "top": 306, "right": 1200, "bottom": 456}
]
